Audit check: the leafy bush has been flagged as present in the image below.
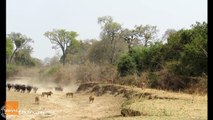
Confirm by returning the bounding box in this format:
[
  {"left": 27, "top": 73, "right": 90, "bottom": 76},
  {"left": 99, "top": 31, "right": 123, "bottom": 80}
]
[
  {"left": 117, "top": 45, "right": 165, "bottom": 77},
  {"left": 117, "top": 55, "right": 136, "bottom": 76}
]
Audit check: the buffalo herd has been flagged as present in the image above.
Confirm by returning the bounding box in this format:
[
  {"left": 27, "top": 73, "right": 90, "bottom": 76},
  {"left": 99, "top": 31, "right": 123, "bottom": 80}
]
[
  {"left": 6, "top": 83, "right": 38, "bottom": 93},
  {"left": 7, "top": 83, "right": 96, "bottom": 105}
]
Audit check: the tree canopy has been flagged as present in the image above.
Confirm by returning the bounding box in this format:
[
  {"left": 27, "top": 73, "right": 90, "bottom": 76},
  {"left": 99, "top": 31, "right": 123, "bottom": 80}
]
[{"left": 44, "top": 29, "right": 78, "bottom": 65}]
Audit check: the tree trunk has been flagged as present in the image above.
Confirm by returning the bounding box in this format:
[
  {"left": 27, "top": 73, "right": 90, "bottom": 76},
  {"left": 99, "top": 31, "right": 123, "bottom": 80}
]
[
  {"left": 62, "top": 52, "right": 66, "bottom": 66},
  {"left": 9, "top": 48, "right": 18, "bottom": 64}
]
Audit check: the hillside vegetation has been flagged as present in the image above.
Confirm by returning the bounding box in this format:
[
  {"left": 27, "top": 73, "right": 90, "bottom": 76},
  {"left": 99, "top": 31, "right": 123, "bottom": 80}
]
[{"left": 7, "top": 19, "right": 207, "bottom": 94}]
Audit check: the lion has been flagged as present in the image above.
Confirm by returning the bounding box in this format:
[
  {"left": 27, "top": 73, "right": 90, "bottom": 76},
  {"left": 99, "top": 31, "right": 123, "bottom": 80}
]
[
  {"left": 35, "top": 96, "right": 39, "bottom": 105},
  {"left": 66, "top": 92, "right": 74, "bottom": 98},
  {"left": 89, "top": 96, "right": 94, "bottom": 103},
  {"left": 41, "top": 91, "right": 53, "bottom": 98}
]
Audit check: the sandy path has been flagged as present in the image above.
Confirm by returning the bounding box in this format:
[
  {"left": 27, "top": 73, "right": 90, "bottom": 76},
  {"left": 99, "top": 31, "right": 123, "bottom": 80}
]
[{"left": 6, "top": 86, "right": 123, "bottom": 120}]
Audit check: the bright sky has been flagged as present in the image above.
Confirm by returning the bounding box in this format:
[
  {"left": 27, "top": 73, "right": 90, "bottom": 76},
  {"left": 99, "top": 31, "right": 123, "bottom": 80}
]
[{"left": 6, "top": 0, "right": 207, "bottom": 61}]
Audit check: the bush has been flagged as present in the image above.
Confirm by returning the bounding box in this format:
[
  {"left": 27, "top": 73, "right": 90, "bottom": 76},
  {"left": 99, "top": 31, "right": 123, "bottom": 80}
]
[
  {"left": 147, "top": 72, "right": 158, "bottom": 88},
  {"left": 117, "top": 55, "right": 136, "bottom": 77},
  {"left": 118, "top": 75, "right": 137, "bottom": 86},
  {"left": 76, "top": 62, "right": 117, "bottom": 83},
  {"left": 117, "top": 45, "right": 165, "bottom": 77},
  {"left": 184, "top": 76, "right": 207, "bottom": 94}
]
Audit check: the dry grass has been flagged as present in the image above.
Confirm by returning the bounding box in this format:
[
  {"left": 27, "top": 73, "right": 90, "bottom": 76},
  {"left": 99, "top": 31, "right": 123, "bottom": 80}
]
[
  {"left": 7, "top": 65, "right": 207, "bottom": 120},
  {"left": 101, "top": 88, "right": 207, "bottom": 120},
  {"left": 6, "top": 76, "right": 207, "bottom": 120},
  {"left": 75, "top": 83, "right": 207, "bottom": 120},
  {"left": 6, "top": 88, "right": 123, "bottom": 120}
]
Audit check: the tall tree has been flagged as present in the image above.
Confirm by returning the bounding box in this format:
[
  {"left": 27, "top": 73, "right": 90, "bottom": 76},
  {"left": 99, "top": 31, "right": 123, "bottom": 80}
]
[
  {"left": 44, "top": 29, "right": 78, "bottom": 65},
  {"left": 180, "top": 22, "right": 207, "bottom": 76},
  {"left": 134, "top": 25, "right": 158, "bottom": 47},
  {"left": 120, "top": 28, "right": 139, "bottom": 52},
  {"left": 98, "top": 16, "right": 123, "bottom": 64},
  {"left": 8, "top": 32, "right": 33, "bottom": 63},
  {"left": 165, "top": 21, "right": 207, "bottom": 76},
  {"left": 65, "top": 39, "right": 92, "bottom": 64}
]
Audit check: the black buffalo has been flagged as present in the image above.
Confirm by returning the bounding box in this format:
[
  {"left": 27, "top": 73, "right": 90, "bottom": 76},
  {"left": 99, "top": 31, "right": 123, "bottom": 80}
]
[
  {"left": 26, "top": 85, "right": 33, "bottom": 93},
  {"left": 55, "top": 86, "right": 63, "bottom": 91}
]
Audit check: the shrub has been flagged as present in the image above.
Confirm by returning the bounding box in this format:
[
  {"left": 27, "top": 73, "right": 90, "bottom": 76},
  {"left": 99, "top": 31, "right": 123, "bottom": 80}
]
[
  {"left": 117, "top": 55, "right": 136, "bottom": 77},
  {"left": 76, "top": 62, "right": 117, "bottom": 83},
  {"left": 147, "top": 72, "right": 158, "bottom": 88}
]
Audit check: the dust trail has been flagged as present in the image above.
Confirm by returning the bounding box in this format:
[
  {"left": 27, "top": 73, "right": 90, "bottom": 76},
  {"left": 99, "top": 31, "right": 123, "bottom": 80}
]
[
  {"left": 6, "top": 77, "right": 80, "bottom": 94},
  {"left": 6, "top": 77, "right": 123, "bottom": 120}
]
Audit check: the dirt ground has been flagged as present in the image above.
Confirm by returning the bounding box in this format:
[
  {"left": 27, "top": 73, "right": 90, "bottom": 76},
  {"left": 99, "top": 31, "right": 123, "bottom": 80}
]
[
  {"left": 6, "top": 78, "right": 124, "bottom": 120},
  {"left": 5, "top": 77, "right": 207, "bottom": 120}
]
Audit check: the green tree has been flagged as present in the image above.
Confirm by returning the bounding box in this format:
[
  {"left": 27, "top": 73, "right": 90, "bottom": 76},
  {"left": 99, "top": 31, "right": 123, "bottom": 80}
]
[
  {"left": 120, "top": 28, "right": 139, "bottom": 51},
  {"left": 65, "top": 40, "right": 92, "bottom": 64},
  {"left": 8, "top": 32, "right": 33, "bottom": 63},
  {"left": 98, "top": 16, "right": 124, "bottom": 64},
  {"left": 44, "top": 29, "right": 78, "bottom": 65},
  {"left": 130, "top": 45, "right": 164, "bottom": 73},
  {"left": 179, "top": 22, "right": 207, "bottom": 76},
  {"left": 165, "top": 21, "right": 207, "bottom": 76},
  {"left": 6, "top": 37, "right": 14, "bottom": 62},
  {"left": 14, "top": 46, "right": 35, "bottom": 66},
  {"left": 164, "top": 29, "right": 193, "bottom": 60},
  {"left": 162, "top": 29, "right": 177, "bottom": 42},
  {"left": 117, "top": 54, "right": 136, "bottom": 76},
  {"left": 139, "top": 43, "right": 164, "bottom": 71},
  {"left": 117, "top": 43, "right": 165, "bottom": 76},
  {"left": 134, "top": 25, "right": 158, "bottom": 47}
]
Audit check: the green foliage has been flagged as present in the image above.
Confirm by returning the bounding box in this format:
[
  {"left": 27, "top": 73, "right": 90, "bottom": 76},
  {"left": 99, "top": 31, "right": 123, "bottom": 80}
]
[
  {"left": 6, "top": 37, "right": 14, "bottom": 61},
  {"left": 134, "top": 25, "right": 158, "bottom": 46},
  {"left": 139, "top": 44, "right": 164, "bottom": 71},
  {"left": 8, "top": 32, "right": 33, "bottom": 49},
  {"left": 97, "top": 16, "right": 125, "bottom": 64},
  {"left": 165, "top": 30, "right": 191, "bottom": 60},
  {"left": 88, "top": 38, "right": 128, "bottom": 64},
  {"left": 8, "top": 32, "right": 33, "bottom": 63},
  {"left": 6, "top": 20, "right": 207, "bottom": 93},
  {"left": 14, "top": 47, "right": 35, "bottom": 67},
  {"left": 128, "top": 47, "right": 145, "bottom": 72},
  {"left": 44, "top": 29, "right": 78, "bottom": 65},
  {"left": 180, "top": 22, "right": 207, "bottom": 76},
  {"left": 121, "top": 28, "right": 139, "bottom": 51},
  {"left": 66, "top": 40, "right": 92, "bottom": 64},
  {"left": 116, "top": 21, "right": 207, "bottom": 93},
  {"left": 88, "top": 40, "right": 109, "bottom": 64},
  {"left": 117, "top": 54, "right": 136, "bottom": 76},
  {"left": 166, "top": 22, "right": 207, "bottom": 76},
  {"left": 180, "top": 44, "right": 207, "bottom": 76},
  {"left": 147, "top": 72, "right": 158, "bottom": 88},
  {"left": 117, "top": 44, "right": 165, "bottom": 76}
]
